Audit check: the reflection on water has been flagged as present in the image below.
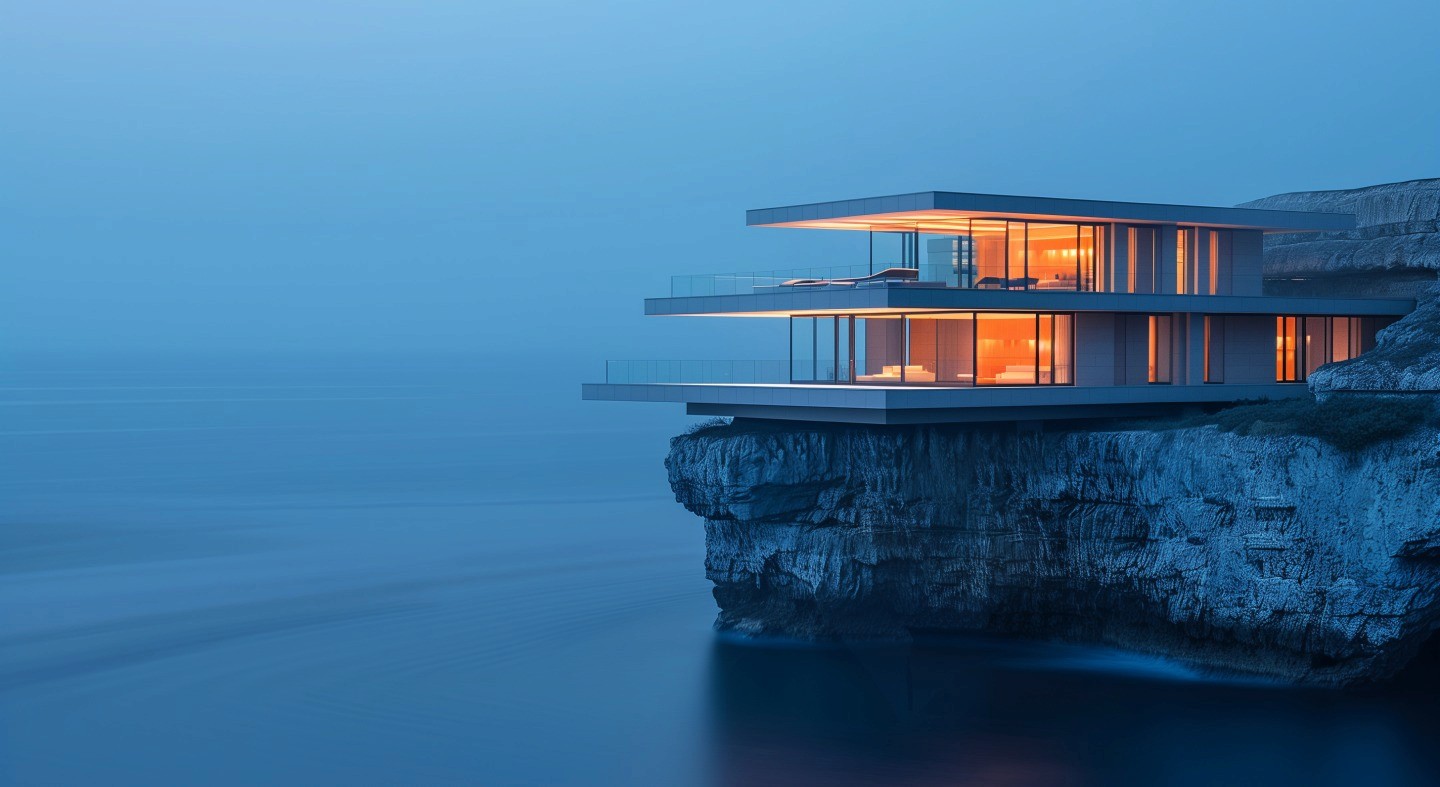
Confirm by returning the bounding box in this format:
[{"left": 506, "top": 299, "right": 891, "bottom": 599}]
[
  {"left": 708, "top": 638, "right": 1440, "bottom": 786},
  {"left": 2, "top": 353, "right": 1437, "bottom": 786}
]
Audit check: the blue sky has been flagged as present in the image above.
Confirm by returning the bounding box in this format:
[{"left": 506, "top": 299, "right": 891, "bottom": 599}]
[{"left": 4, "top": 0, "right": 1438, "bottom": 360}]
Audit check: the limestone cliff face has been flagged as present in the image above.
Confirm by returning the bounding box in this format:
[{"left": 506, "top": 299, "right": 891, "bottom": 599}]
[
  {"left": 667, "top": 179, "right": 1440, "bottom": 685},
  {"left": 668, "top": 422, "right": 1440, "bottom": 685},
  {"left": 1239, "top": 178, "right": 1440, "bottom": 281}
]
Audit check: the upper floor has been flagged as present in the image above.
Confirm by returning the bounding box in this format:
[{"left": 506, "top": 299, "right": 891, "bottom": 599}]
[{"left": 655, "top": 191, "right": 1368, "bottom": 316}]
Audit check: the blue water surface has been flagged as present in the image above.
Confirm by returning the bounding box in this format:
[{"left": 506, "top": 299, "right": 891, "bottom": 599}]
[{"left": 2, "top": 353, "right": 1436, "bottom": 786}]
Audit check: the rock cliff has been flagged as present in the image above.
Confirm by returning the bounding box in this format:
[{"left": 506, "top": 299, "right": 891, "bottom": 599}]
[
  {"left": 1241, "top": 177, "right": 1440, "bottom": 284},
  {"left": 668, "top": 179, "right": 1440, "bottom": 685},
  {"left": 669, "top": 418, "right": 1440, "bottom": 685}
]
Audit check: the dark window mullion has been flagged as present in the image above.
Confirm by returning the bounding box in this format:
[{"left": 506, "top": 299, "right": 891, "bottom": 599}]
[{"left": 1034, "top": 313, "right": 1040, "bottom": 385}]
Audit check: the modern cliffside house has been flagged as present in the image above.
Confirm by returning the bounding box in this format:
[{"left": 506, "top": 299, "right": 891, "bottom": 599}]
[{"left": 583, "top": 192, "right": 1416, "bottom": 424}]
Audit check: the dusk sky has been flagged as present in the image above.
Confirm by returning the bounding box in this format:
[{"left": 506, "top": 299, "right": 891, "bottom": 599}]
[{"left": 5, "top": 0, "right": 1439, "bottom": 359}]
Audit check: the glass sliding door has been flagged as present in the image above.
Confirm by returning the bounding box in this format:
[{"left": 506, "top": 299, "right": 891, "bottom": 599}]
[
  {"left": 935, "top": 313, "right": 976, "bottom": 385},
  {"left": 1028, "top": 223, "right": 1079, "bottom": 290},
  {"left": 903, "top": 314, "right": 976, "bottom": 385},
  {"left": 977, "top": 313, "right": 1038, "bottom": 385},
  {"left": 1043, "top": 314, "right": 1074, "bottom": 384},
  {"left": 1007, "top": 221, "right": 1028, "bottom": 290},
  {"left": 790, "top": 317, "right": 815, "bottom": 382},
  {"left": 923, "top": 234, "right": 972, "bottom": 288},
  {"left": 904, "top": 315, "right": 938, "bottom": 382},
  {"left": 853, "top": 316, "right": 905, "bottom": 383},
  {"left": 972, "top": 220, "right": 1008, "bottom": 289}
]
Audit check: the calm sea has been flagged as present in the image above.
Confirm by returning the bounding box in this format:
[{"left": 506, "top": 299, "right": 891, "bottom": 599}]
[{"left": 3, "top": 353, "right": 1437, "bottom": 786}]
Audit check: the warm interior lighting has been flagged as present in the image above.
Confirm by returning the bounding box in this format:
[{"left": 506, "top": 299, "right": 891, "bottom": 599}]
[
  {"left": 1176, "top": 228, "right": 1190, "bottom": 295},
  {"left": 1148, "top": 315, "right": 1172, "bottom": 383},
  {"left": 758, "top": 209, "right": 1265, "bottom": 233}
]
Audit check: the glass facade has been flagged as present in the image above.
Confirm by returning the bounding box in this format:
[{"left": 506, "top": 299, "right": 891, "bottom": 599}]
[
  {"left": 1176, "top": 228, "right": 1192, "bottom": 294},
  {"left": 789, "top": 316, "right": 846, "bottom": 382},
  {"left": 1128, "top": 226, "right": 1158, "bottom": 294},
  {"left": 1276, "top": 316, "right": 1368, "bottom": 383},
  {"left": 786, "top": 313, "right": 1386, "bottom": 388},
  {"left": 864, "top": 222, "right": 1107, "bottom": 291},
  {"left": 791, "top": 313, "right": 1073, "bottom": 386}
]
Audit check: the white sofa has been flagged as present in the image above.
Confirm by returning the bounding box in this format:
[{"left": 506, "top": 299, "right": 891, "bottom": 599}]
[{"left": 993, "top": 365, "right": 1052, "bottom": 384}]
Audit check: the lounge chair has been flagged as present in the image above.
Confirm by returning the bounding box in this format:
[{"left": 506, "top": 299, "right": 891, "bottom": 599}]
[
  {"left": 781, "top": 267, "right": 919, "bottom": 287},
  {"left": 975, "top": 276, "right": 1038, "bottom": 290}
]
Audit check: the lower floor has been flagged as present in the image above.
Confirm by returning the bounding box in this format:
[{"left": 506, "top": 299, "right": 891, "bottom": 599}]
[
  {"left": 789, "top": 312, "right": 1394, "bottom": 388},
  {"left": 580, "top": 380, "right": 1319, "bottom": 424}
]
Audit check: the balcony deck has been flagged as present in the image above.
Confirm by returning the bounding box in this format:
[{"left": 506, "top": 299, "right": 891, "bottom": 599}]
[
  {"left": 581, "top": 380, "right": 1315, "bottom": 424},
  {"left": 645, "top": 287, "right": 1416, "bottom": 318}
]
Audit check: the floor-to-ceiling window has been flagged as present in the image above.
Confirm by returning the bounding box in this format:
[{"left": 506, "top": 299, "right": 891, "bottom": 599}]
[
  {"left": 1081, "top": 225, "right": 1104, "bottom": 292},
  {"left": 923, "top": 235, "right": 974, "bottom": 288},
  {"left": 1331, "top": 316, "right": 1361, "bottom": 362},
  {"left": 853, "top": 315, "right": 905, "bottom": 382},
  {"left": 1148, "top": 315, "right": 1172, "bottom": 383},
  {"left": 971, "top": 220, "right": 1008, "bottom": 289},
  {"left": 1274, "top": 316, "right": 1367, "bottom": 383},
  {"left": 932, "top": 313, "right": 976, "bottom": 385},
  {"left": 1128, "top": 226, "right": 1158, "bottom": 294},
  {"left": 789, "top": 316, "right": 843, "bottom": 382},
  {"left": 1276, "top": 316, "right": 1301, "bottom": 382},
  {"left": 863, "top": 220, "right": 1112, "bottom": 291},
  {"left": 797, "top": 313, "right": 1073, "bottom": 386},
  {"left": 1026, "top": 224, "right": 1079, "bottom": 290},
  {"left": 1007, "top": 222, "right": 1028, "bottom": 290},
  {"left": 1204, "top": 316, "right": 1225, "bottom": 383},
  {"left": 977, "top": 313, "right": 1037, "bottom": 384},
  {"left": 1176, "top": 228, "right": 1192, "bottom": 294},
  {"left": 973, "top": 313, "right": 1074, "bottom": 385}
]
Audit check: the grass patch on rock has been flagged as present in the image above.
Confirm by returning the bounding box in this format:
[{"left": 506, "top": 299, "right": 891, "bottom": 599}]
[{"left": 1162, "top": 395, "right": 1434, "bottom": 452}]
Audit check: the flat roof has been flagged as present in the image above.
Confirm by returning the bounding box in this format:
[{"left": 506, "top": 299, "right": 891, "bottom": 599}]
[{"left": 746, "top": 192, "right": 1356, "bottom": 233}]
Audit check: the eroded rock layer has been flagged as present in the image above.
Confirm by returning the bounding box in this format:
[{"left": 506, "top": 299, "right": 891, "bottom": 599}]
[{"left": 669, "top": 421, "right": 1440, "bottom": 685}]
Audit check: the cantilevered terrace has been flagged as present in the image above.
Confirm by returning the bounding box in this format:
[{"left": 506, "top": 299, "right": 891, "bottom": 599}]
[{"left": 583, "top": 192, "right": 1413, "bottom": 424}]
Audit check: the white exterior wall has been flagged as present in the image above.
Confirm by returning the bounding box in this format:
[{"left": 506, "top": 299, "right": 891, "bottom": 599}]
[
  {"left": 1230, "top": 230, "right": 1264, "bottom": 296},
  {"left": 1181, "top": 313, "right": 1205, "bottom": 385},
  {"left": 1074, "top": 313, "right": 1116, "bottom": 386},
  {"left": 1158, "top": 225, "right": 1179, "bottom": 294},
  {"left": 1222, "top": 314, "right": 1276, "bottom": 384}
]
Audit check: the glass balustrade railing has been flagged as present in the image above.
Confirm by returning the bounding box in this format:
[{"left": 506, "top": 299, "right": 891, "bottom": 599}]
[
  {"left": 604, "top": 360, "right": 789, "bottom": 385},
  {"left": 670, "top": 265, "right": 874, "bottom": 297}
]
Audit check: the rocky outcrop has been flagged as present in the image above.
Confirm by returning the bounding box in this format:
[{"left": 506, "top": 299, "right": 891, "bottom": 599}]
[
  {"left": 669, "top": 421, "right": 1440, "bottom": 685},
  {"left": 1240, "top": 178, "right": 1440, "bottom": 282}
]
